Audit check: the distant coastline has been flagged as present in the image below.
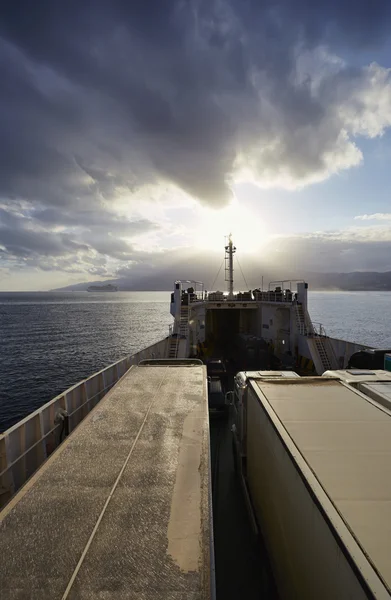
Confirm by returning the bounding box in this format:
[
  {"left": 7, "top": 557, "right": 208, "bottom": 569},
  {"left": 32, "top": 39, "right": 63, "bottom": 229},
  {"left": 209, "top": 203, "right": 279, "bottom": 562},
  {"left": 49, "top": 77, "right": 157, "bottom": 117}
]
[
  {"left": 1, "top": 287, "right": 391, "bottom": 294},
  {"left": 51, "top": 272, "right": 391, "bottom": 293}
]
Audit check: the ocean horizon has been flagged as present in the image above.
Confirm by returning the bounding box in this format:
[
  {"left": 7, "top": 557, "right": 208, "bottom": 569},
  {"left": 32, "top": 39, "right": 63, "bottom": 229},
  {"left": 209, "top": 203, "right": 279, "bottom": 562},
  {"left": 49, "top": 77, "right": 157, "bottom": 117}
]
[{"left": 1, "top": 290, "right": 390, "bottom": 431}]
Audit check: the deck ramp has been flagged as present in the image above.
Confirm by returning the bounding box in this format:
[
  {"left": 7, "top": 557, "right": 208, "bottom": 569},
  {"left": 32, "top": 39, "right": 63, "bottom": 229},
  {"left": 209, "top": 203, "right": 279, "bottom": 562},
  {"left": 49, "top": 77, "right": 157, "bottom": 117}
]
[{"left": 0, "top": 364, "right": 211, "bottom": 600}]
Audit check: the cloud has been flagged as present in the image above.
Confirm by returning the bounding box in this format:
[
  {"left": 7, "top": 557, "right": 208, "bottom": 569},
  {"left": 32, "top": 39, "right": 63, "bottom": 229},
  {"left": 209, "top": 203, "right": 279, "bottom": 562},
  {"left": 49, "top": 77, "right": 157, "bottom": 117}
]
[
  {"left": 98, "top": 226, "right": 391, "bottom": 292},
  {"left": 3, "top": 217, "right": 391, "bottom": 290},
  {"left": 1, "top": 0, "right": 391, "bottom": 287},
  {"left": 112, "top": 222, "right": 391, "bottom": 286},
  {"left": 355, "top": 213, "right": 391, "bottom": 221},
  {"left": 266, "top": 225, "right": 391, "bottom": 272},
  {"left": 0, "top": 0, "right": 391, "bottom": 213},
  {"left": 32, "top": 206, "right": 158, "bottom": 237},
  {"left": 0, "top": 204, "right": 158, "bottom": 276},
  {"left": 0, "top": 227, "right": 88, "bottom": 258}
]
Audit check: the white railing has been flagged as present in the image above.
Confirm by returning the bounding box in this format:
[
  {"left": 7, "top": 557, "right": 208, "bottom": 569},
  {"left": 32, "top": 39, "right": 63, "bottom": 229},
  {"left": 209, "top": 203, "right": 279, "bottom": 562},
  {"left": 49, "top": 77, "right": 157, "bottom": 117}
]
[
  {"left": 296, "top": 305, "right": 326, "bottom": 338},
  {"left": 189, "top": 292, "right": 294, "bottom": 304},
  {"left": 312, "top": 321, "right": 327, "bottom": 337},
  {"left": 0, "top": 337, "right": 168, "bottom": 508},
  {"left": 300, "top": 315, "right": 339, "bottom": 370}
]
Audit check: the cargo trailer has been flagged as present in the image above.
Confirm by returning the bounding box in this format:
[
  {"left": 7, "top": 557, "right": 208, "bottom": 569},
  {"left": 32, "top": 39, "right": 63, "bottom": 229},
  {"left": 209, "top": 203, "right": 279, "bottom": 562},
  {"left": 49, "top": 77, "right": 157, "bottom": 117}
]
[{"left": 232, "top": 373, "right": 391, "bottom": 599}]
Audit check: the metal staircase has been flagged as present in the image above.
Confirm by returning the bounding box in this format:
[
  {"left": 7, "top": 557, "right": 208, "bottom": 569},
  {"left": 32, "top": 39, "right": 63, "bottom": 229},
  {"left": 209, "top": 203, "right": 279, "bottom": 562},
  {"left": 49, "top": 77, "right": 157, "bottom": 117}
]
[
  {"left": 168, "top": 336, "right": 179, "bottom": 359},
  {"left": 295, "top": 304, "right": 309, "bottom": 336},
  {"left": 313, "top": 337, "right": 332, "bottom": 371},
  {"left": 168, "top": 305, "right": 190, "bottom": 359},
  {"left": 295, "top": 303, "right": 335, "bottom": 372},
  {"left": 179, "top": 305, "right": 190, "bottom": 338}
]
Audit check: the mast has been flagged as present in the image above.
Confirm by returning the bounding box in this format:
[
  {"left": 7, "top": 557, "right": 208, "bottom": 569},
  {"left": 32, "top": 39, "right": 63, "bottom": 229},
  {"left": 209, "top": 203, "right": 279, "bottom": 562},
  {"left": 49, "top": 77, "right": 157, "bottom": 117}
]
[{"left": 225, "top": 234, "right": 236, "bottom": 299}]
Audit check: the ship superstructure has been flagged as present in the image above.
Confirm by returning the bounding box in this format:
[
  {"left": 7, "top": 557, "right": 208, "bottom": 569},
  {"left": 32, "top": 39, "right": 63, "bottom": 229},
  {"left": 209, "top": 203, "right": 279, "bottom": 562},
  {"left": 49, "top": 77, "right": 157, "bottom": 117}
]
[{"left": 169, "top": 235, "right": 366, "bottom": 374}]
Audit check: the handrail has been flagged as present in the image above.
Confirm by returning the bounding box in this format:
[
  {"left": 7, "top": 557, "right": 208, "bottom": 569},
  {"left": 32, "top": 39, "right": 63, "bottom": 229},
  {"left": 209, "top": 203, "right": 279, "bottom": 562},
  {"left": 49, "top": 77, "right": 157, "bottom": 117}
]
[
  {"left": 139, "top": 358, "right": 203, "bottom": 366},
  {"left": 301, "top": 314, "right": 339, "bottom": 369},
  {"left": 0, "top": 423, "right": 61, "bottom": 479},
  {"left": 268, "top": 279, "right": 305, "bottom": 291},
  {"left": 191, "top": 293, "right": 294, "bottom": 304},
  {"left": 311, "top": 321, "right": 327, "bottom": 336},
  {"left": 0, "top": 336, "right": 168, "bottom": 508},
  {"left": 322, "top": 333, "right": 340, "bottom": 369},
  {"left": 0, "top": 379, "right": 120, "bottom": 481}
]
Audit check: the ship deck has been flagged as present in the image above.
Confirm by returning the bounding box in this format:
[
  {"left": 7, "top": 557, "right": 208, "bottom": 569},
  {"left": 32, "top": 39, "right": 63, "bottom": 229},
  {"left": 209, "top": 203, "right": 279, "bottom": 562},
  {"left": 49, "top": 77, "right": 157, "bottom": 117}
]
[
  {"left": 0, "top": 364, "right": 212, "bottom": 599},
  {"left": 210, "top": 416, "right": 278, "bottom": 599}
]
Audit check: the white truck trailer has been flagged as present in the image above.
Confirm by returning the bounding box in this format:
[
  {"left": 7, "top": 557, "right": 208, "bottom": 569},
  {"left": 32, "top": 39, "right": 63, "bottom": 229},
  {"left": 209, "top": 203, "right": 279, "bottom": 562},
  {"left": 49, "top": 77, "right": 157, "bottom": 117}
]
[{"left": 232, "top": 371, "right": 391, "bottom": 599}]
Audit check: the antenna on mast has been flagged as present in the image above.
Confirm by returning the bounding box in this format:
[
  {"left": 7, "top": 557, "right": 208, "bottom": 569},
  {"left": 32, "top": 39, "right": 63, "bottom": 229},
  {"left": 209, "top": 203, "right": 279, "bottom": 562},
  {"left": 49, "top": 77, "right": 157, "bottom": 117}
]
[{"left": 225, "top": 234, "right": 236, "bottom": 299}]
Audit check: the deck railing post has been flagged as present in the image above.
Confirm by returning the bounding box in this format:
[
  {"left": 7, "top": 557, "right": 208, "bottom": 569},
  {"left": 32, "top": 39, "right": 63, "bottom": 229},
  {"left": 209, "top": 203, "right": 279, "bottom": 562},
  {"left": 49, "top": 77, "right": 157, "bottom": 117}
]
[
  {"left": 0, "top": 436, "right": 15, "bottom": 508},
  {"left": 100, "top": 371, "right": 106, "bottom": 402}
]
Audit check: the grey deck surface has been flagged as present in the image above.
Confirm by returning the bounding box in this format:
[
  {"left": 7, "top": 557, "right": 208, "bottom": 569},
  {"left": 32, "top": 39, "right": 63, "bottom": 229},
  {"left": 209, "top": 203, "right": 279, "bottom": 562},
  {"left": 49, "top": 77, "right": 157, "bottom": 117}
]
[
  {"left": 257, "top": 379, "right": 391, "bottom": 593},
  {"left": 0, "top": 365, "right": 211, "bottom": 600}
]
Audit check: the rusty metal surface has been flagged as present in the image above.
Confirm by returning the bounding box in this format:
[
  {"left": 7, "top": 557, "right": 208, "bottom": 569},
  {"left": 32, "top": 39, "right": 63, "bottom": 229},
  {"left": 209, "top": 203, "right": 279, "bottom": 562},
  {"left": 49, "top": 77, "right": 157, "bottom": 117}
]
[{"left": 0, "top": 365, "right": 211, "bottom": 599}]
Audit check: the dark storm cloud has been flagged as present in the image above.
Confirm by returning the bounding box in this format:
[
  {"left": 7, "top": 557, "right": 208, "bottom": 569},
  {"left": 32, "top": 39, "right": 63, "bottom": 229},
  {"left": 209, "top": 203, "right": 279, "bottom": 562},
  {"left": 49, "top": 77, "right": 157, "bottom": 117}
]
[
  {"left": 0, "top": 205, "right": 154, "bottom": 266},
  {"left": 1, "top": 0, "right": 391, "bottom": 279},
  {"left": 33, "top": 207, "right": 157, "bottom": 237},
  {"left": 0, "top": 225, "right": 89, "bottom": 258},
  {"left": 1, "top": 0, "right": 391, "bottom": 208}
]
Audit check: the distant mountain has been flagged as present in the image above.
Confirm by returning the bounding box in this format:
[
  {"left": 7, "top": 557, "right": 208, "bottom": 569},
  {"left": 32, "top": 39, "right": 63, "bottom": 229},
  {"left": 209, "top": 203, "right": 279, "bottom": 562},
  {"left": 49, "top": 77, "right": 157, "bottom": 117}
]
[
  {"left": 306, "top": 271, "right": 391, "bottom": 291},
  {"left": 52, "top": 270, "right": 391, "bottom": 292}
]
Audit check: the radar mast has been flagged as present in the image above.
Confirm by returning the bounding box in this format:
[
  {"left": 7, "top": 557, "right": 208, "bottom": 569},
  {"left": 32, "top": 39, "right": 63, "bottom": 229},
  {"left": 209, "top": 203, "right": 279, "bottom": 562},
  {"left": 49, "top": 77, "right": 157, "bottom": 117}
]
[{"left": 225, "top": 234, "right": 236, "bottom": 299}]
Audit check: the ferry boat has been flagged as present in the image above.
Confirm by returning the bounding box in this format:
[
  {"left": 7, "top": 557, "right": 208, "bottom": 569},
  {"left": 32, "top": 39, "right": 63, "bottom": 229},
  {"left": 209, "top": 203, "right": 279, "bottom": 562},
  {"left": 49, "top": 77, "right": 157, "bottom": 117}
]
[
  {"left": 2, "top": 237, "right": 391, "bottom": 599},
  {"left": 87, "top": 283, "right": 118, "bottom": 292}
]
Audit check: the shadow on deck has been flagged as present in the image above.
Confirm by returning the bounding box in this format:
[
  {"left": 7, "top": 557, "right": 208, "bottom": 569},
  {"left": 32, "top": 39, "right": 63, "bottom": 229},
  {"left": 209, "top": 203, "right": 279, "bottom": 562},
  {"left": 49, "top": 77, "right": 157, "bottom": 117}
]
[{"left": 210, "top": 416, "right": 278, "bottom": 599}]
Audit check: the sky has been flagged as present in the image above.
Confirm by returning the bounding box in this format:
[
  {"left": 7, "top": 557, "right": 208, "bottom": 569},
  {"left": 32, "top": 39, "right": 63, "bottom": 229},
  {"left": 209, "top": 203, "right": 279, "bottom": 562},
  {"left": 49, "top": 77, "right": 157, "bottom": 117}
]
[{"left": 1, "top": 1, "right": 391, "bottom": 291}]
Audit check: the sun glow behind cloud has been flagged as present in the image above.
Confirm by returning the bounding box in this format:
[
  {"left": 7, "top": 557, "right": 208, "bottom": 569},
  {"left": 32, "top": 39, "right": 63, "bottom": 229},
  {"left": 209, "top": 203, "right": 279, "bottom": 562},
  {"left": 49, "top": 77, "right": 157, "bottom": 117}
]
[
  {"left": 191, "top": 200, "right": 268, "bottom": 254},
  {"left": 1, "top": 0, "right": 391, "bottom": 291}
]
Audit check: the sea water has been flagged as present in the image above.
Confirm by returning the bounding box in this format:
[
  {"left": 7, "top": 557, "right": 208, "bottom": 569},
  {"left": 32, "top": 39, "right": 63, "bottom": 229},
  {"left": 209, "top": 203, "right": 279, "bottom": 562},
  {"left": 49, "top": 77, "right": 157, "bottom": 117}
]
[{"left": 0, "top": 290, "right": 390, "bottom": 430}]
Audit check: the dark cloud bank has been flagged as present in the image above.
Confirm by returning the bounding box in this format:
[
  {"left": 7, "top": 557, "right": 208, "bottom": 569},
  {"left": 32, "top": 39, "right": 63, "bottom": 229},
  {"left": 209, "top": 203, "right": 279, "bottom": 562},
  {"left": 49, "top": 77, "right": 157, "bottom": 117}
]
[{"left": 1, "top": 0, "right": 391, "bottom": 283}]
